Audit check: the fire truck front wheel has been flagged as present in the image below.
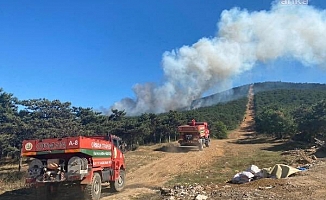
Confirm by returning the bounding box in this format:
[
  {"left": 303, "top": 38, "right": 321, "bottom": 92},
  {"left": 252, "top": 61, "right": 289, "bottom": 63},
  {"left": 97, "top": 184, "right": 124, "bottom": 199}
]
[
  {"left": 110, "top": 169, "right": 126, "bottom": 192},
  {"left": 84, "top": 172, "right": 102, "bottom": 200}
]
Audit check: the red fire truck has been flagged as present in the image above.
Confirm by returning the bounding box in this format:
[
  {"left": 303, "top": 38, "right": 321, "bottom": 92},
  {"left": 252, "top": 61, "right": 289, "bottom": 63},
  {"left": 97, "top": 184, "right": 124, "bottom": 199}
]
[
  {"left": 21, "top": 134, "right": 126, "bottom": 200},
  {"left": 178, "top": 119, "right": 210, "bottom": 151}
]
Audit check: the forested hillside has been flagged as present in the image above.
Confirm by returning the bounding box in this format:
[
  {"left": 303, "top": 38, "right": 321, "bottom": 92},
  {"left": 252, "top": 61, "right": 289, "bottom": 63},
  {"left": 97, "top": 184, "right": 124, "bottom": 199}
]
[
  {"left": 253, "top": 81, "right": 326, "bottom": 93},
  {"left": 2, "top": 81, "right": 326, "bottom": 161},
  {"left": 189, "top": 84, "right": 250, "bottom": 109},
  {"left": 254, "top": 84, "right": 326, "bottom": 142},
  {"left": 0, "top": 87, "right": 247, "bottom": 160}
]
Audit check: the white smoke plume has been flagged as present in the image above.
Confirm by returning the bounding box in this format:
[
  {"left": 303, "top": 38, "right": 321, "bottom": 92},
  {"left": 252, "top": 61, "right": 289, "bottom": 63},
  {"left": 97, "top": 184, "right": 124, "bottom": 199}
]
[{"left": 112, "top": 2, "right": 326, "bottom": 116}]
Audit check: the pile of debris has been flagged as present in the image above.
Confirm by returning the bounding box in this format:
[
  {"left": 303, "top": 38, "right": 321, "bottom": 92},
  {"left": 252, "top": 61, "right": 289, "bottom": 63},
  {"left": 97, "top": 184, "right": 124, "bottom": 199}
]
[
  {"left": 231, "top": 164, "right": 302, "bottom": 184},
  {"left": 281, "top": 147, "right": 318, "bottom": 165},
  {"left": 160, "top": 184, "right": 209, "bottom": 200},
  {"left": 159, "top": 164, "right": 306, "bottom": 200},
  {"left": 314, "top": 138, "right": 326, "bottom": 150}
]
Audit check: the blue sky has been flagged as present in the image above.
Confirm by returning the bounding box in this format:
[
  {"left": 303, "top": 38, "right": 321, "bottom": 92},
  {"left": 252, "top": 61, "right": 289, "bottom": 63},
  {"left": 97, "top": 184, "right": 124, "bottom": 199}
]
[{"left": 1, "top": 0, "right": 326, "bottom": 113}]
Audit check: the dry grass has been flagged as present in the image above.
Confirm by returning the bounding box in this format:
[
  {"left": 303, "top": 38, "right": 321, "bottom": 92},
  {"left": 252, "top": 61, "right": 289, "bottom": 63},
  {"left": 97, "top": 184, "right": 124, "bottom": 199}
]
[
  {"left": 125, "top": 143, "right": 166, "bottom": 173},
  {"left": 0, "top": 164, "right": 26, "bottom": 195},
  {"left": 165, "top": 149, "right": 290, "bottom": 186}
]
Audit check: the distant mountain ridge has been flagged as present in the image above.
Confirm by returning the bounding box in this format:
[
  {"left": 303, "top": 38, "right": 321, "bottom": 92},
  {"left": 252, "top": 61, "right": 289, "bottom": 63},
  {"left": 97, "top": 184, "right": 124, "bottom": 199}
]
[
  {"left": 253, "top": 81, "right": 326, "bottom": 93},
  {"left": 188, "top": 81, "right": 326, "bottom": 110},
  {"left": 189, "top": 84, "right": 251, "bottom": 109}
]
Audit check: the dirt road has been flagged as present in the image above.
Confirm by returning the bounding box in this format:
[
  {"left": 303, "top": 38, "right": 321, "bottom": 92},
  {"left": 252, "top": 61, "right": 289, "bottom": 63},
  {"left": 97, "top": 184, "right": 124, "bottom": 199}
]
[{"left": 102, "top": 141, "right": 226, "bottom": 199}]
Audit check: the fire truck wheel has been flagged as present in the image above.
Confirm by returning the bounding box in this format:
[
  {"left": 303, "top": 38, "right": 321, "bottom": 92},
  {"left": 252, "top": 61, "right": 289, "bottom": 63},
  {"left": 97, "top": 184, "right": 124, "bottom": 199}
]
[
  {"left": 198, "top": 140, "right": 204, "bottom": 151},
  {"left": 110, "top": 169, "right": 126, "bottom": 192},
  {"left": 84, "top": 172, "right": 102, "bottom": 200},
  {"left": 205, "top": 138, "right": 210, "bottom": 147}
]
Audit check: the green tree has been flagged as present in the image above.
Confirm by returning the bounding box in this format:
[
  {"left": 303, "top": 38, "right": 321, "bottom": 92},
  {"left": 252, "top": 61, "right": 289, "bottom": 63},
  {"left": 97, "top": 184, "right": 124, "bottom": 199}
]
[
  {"left": 73, "top": 107, "right": 108, "bottom": 135},
  {"left": 295, "top": 100, "right": 326, "bottom": 142},
  {"left": 210, "top": 121, "right": 228, "bottom": 139},
  {"left": 137, "top": 113, "right": 152, "bottom": 144},
  {"left": 165, "top": 110, "right": 182, "bottom": 142},
  {"left": 256, "top": 108, "right": 296, "bottom": 139},
  {"left": 148, "top": 113, "right": 159, "bottom": 143},
  {"left": 19, "top": 99, "right": 84, "bottom": 139},
  {"left": 109, "top": 109, "right": 126, "bottom": 121},
  {"left": 0, "top": 89, "right": 21, "bottom": 159}
]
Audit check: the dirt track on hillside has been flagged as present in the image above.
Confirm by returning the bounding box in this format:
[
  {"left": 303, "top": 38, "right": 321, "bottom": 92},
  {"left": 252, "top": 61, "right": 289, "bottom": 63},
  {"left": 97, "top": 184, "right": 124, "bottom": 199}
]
[{"left": 102, "top": 84, "right": 326, "bottom": 200}]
